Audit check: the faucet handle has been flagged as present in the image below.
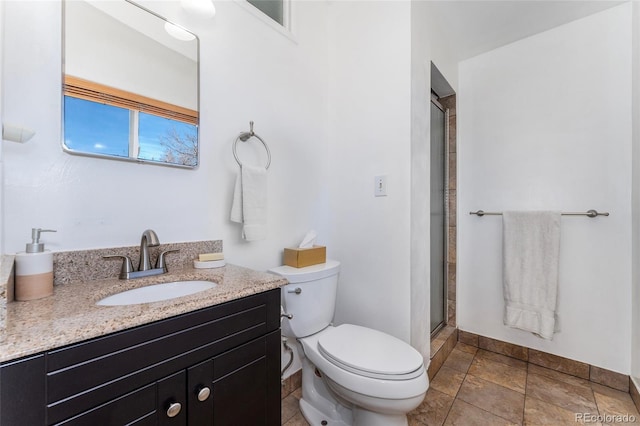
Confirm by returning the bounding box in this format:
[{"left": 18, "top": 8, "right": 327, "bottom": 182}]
[
  {"left": 156, "top": 249, "right": 180, "bottom": 271},
  {"left": 103, "top": 255, "right": 134, "bottom": 280}
]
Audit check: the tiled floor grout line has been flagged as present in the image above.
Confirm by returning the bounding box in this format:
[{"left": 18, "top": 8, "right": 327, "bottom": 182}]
[
  {"left": 440, "top": 348, "right": 527, "bottom": 425},
  {"left": 590, "top": 384, "right": 602, "bottom": 417},
  {"left": 440, "top": 366, "right": 466, "bottom": 424}
]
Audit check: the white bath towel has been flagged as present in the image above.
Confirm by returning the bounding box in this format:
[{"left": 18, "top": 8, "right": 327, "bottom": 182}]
[
  {"left": 503, "top": 211, "right": 561, "bottom": 340},
  {"left": 230, "top": 164, "right": 268, "bottom": 241}
]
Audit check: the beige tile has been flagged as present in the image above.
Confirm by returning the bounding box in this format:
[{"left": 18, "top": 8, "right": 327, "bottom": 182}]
[
  {"left": 444, "top": 399, "right": 517, "bottom": 426},
  {"left": 443, "top": 349, "right": 475, "bottom": 374},
  {"left": 467, "top": 357, "right": 527, "bottom": 394},
  {"left": 592, "top": 383, "right": 640, "bottom": 424},
  {"left": 630, "top": 379, "right": 640, "bottom": 414},
  {"left": 478, "top": 336, "right": 528, "bottom": 361},
  {"left": 528, "top": 363, "right": 592, "bottom": 390},
  {"left": 429, "top": 342, "right": 449, "bottom": 380},
  {"left": 458, "top": 330, "right": 478, "bottom": 347},
  {"left": 524, "top": 396, "right": 592, "bottom": 426},
  {"left": 449, "top": 116, "right": 457, "bottom": 153},
  {"left": 408, "top": 388, "right": 455, "bottom": 426},
  {"left": 443, "top": 328, "right": 458, "bottom": 360},
  {"left": 439, "top": 94, "right": 456, "bottom": 114},
  {"left": 528, "top": 349, "right": 589, "bottom": 379},
  {"left": 449, "top": 191, "right": 457, "bottom": 227},
  {"left": 591, "top": 366, "right": 629, "bottom": 393},
  {"left": 448, "top": 227, "right": 457, "bottom": 264},
  {"left": 454, "top": 342, "right": 478, "bottom": 356},
  {"left": 526, "top": 370, "right": 597, "bottom": 414},
  {"left": 291, "top": 371, "right": 302, "bottom": 392},
  {"left": 281, "top": 370, "right": 302, "bottom": 399},
  {"left": 475, "top": 349, "right": 528, "bottom": 370},
  {"left": 449, "top": 328, "right": 459, "bottom": 346},
  {"left": 447, "top": 300, "right": 456, "bottom": 327},
  {"left": 447, "top": 265, "right": 456, "bottom": 301},
  {"left": 281, "top": 389, "right": 302, "bottom": 424},
  {"left": 430, "top": 326, "right": 457, "bottom": 379},
  {"left": 431, "top": 333, "right": 448, "bottom": 356},
  {"left": 457, "top": 374, "right": 524, "bottom": 424},
  {"left": 449, "top": 154, "right": 457, "bottom": 192},
  {"left": 281, "top": 379, "right": 292, "bottom": 400},
  {"left": 282, "top": 410, "right": 310, "bottom": 426},
  {"left": 431, "top": 366, "right": 466, "bottom": 397}
]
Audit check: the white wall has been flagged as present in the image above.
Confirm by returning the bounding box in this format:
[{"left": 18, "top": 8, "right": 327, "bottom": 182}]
[
  {"left": 458, "top": 4, "right": 632, "bottom": 373},
  {"left": 327, "top": 1, "right": 412, "bottom": 343},
  {"left": 632, "top": 1, "right": 640, "bottom": 381},
  {"left": 0, "top": 0, "right": 4, "bottom": 256},
  {"left": 2, "top": 0, "right": 329, "bottom": 277}
]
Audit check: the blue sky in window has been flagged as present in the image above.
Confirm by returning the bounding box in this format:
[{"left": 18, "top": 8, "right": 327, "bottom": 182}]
[
  {"left": 138, "top": 113, "right": 197, "bottom": 163},
  {"left": 64, "top": 97, "right": 129, "bottom": 157},
  {"left": 64, "top": 96, "right": 197, "bottom": 165}
]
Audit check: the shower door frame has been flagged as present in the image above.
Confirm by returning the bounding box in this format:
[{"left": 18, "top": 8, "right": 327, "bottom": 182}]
[{"left": 430, "top": 95, "right": 450, "bottom": 337}]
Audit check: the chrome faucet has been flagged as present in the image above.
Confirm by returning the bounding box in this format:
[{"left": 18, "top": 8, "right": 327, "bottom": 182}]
[
  {"left": 103, "top": 229, "right": 179, "bottom": 280},
  {"left": 139, "top": 229, "right": 160, "bottom": 271}
]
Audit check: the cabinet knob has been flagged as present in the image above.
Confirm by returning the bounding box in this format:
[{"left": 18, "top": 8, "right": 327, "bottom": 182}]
[
  {"left": 166, "top": 402, "right": 182, "bottom": 418},
  {"left": 197, "top": 386, "right": 211, "bottom": 402}
]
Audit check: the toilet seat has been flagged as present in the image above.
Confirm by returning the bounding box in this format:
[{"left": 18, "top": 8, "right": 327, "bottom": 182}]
[{"left": 318, "top": 324, "right": 424, "bottom": 381}]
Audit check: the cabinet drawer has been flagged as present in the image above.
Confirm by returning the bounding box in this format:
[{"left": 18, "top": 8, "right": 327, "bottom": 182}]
[
  {"left": 54, "top": 383, "right": 156, "bottom": 426},
  {"left": 48, "top": 290, "right": 279, "bottom": 371},
  {"left": 48, "top": 305, "right": 265, "bottom": 403}
]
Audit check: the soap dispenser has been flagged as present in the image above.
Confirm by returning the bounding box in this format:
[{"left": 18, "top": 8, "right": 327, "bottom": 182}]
[{"left": 15, "top": 228, "right": 56, "bottom": 301}]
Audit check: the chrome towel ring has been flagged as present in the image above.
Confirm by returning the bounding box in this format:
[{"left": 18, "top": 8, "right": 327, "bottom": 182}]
[{"left": 233, "top": 121, "right": 271, "bottom": 169}]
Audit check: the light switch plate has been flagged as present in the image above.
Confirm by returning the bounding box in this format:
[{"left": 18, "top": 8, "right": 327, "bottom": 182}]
[{"left": 374, "top": 175, "right": 387, "bottom": 197}]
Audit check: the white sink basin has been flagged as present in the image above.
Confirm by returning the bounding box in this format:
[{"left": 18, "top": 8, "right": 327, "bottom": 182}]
[{"left": 97, "top": 280, "right": 217, "bottom": 306}]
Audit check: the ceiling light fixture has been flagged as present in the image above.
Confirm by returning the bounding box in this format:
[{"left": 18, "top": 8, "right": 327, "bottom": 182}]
[{"left": 181, "top": 0, "right": 216, "bottom": 19}]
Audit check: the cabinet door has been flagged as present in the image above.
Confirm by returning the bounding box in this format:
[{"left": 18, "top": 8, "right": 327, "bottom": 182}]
[
  {"left": 213, "top": 331, "right": 280, "bottom": 426},
  {"left": 0, "top": 354, "right": 45, "bottom": 426},
  {"left": 158, "top": 371, "right": 187, "bottom": 426},
  {"left": 187, "top": 359, "right": 214, "bottom": 425}
]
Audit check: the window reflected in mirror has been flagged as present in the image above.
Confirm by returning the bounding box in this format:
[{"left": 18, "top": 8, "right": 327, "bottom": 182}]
[{"left": 62, "top": 0, "right": 199, "bottom": 168}]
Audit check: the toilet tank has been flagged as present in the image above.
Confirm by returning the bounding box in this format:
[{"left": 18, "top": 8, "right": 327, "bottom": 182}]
[{"left": 269, "top": 260, "right": 340, "bottom": 338}]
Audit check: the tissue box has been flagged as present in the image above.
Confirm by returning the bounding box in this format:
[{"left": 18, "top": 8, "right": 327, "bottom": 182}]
[{"left": 284, "top": 246, "right": 326, "bottom": 268}]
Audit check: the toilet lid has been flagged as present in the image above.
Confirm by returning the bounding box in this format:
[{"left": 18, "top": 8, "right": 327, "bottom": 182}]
[{"left": 318, "top": 324, "right": 424, "bottom": 380}]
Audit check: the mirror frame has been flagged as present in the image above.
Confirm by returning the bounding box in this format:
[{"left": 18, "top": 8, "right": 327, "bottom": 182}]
[{"left": 61, "top": 0, "right": 201, "bottom": 169}]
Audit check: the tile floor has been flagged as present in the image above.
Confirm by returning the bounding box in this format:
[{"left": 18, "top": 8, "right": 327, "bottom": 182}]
[{"left": 281, "top": 342, "right": 640, "bottom": 425}]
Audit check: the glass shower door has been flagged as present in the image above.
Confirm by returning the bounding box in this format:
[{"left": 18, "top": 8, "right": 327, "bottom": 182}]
[{"left": 430, "top": 100, "right": 447, "bottom": 334}]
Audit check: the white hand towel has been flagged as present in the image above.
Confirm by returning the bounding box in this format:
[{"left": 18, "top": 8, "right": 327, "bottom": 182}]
[
  {"left": 230, "top": 164, "right": 268, "bottom": 241},
  {"left": 503, "top": 211, "right": 561, "bottom": 340}
]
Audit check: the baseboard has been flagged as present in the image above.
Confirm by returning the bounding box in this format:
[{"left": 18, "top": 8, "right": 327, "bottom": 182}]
[{"left": 458, "top": 329, "right": 629, "bottom": 393}]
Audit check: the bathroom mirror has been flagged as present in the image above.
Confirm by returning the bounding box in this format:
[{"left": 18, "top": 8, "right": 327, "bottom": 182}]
[{"left": 62, "top": 0, "right": 199, "bottom": 168}]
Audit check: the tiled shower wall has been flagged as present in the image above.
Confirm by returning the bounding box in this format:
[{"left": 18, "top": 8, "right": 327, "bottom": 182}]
[{"left": 440, "top": 94, "right": 457, "bottom": 327}]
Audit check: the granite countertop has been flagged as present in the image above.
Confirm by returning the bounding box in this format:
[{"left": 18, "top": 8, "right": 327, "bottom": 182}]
[{"left": 0, "top": 264, "right": 287, "bottom": 362}]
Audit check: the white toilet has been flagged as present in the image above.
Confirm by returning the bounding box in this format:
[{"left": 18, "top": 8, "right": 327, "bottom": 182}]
[{"left": 270, "top": 260, "right": 428, "bottom": 426}]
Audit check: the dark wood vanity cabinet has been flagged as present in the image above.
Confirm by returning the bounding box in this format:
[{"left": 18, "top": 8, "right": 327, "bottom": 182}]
[{"left": 0, "top": 288, "right": 281, "bottom": 426}]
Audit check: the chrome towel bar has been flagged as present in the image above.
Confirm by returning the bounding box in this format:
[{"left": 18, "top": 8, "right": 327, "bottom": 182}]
[{"left": 470, "top": 209, "right": 609, "bottom": 218}]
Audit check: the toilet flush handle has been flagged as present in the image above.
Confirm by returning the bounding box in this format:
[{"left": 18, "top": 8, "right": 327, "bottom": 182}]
[{"left": 287, "top": 287, "right": 302, "bottom": 294}]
